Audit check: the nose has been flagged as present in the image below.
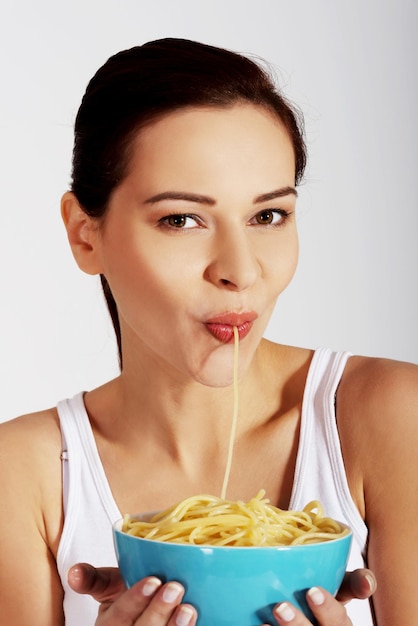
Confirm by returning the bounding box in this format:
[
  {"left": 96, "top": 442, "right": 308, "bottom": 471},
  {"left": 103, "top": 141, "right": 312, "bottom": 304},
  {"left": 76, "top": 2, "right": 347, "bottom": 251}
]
[{"left": 204, "top": 227, "right": 261, "bottom": 291}]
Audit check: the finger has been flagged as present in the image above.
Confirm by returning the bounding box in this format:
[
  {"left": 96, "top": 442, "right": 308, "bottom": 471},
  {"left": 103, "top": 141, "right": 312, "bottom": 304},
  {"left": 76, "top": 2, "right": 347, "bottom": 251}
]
[
  {"left": 273, "top": 588, "right": 351, "bottom": 626},
  {"left": 336, "top": 568, "right": 377, "bottom": 604},
  {"left": 167, "top": 603, "right": 198, "bottom": 626},
  {"left": 68, "top": 563, "right": 126, "bottom": 602},
  {"left": 273, "top": 602, "right": 314, "bottom": 625},
  {"left": 105, "top": 581, "right": 187, "bottom": 626},
  {"left": 306, "top": 587, "right": 352, "bottom": 626}
]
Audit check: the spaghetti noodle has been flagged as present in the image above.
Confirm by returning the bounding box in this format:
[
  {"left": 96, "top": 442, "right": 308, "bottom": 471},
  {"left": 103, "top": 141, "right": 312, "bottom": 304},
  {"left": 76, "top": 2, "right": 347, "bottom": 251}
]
[
  {"left": 122, "top": 491, "right": 349, "bottom": 546},
  {"left": 122, "top": 327, "right": 349, "bottom": 546},
  {"left": 220, "top": 325, "right": 239, "bottom": 499}
]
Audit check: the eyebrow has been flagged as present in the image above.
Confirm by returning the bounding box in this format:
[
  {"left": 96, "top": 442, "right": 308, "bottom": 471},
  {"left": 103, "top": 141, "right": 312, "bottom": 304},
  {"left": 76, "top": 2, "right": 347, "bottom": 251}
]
[
  {"left": 144, "top": 186, "right": 297, "bottom": 206},
  {"left": 253, "top": 187, "right": 298, "bottom": 203},
  {"left": 144, "top": 191, "right": 216, "bottom": 205}
]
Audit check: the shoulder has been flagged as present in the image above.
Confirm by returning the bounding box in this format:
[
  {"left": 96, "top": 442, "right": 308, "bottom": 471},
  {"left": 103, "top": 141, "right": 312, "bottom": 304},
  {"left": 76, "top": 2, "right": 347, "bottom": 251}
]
[
  {"left": 0, "top": 408, "right": 63, "bottom": 546},
  {"left": 339, "top": 354, "right": 418, "bottom": 425},
  {"left": 0, "top": 409, "right": 65, "bottom": 623},
  {"left": 337, "top": 357, "right": 418, "bottom": 621},
  {"left": 337, "top": 354, "right": 418, "bottom": 514},
  {"left": 0, "top": 406, "right": 62, "bottom": 479},
  {"left": 0, "top": 407, "right": 62, "bottom": 466},
  {"left": 338, "top": 352, "right": 418, "bottom": 450}
]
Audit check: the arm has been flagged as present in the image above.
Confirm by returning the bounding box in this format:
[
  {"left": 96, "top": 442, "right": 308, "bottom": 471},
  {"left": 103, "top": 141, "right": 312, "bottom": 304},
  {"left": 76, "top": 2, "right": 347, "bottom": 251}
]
[
  {"left": 0, "top": 411, "right": 65, "bottom": 625},
  {"left": 364, "top": 361, "right": 418, "bottom": 624},
  {"left": 339, "top": 357, "right": 418, "bottom": 625}
]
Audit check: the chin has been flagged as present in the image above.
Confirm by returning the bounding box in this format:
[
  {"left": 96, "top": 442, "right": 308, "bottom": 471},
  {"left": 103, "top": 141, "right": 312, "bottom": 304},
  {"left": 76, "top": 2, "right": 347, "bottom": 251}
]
[
  {"left": 191, "top": 354, "right": 243, "bottom": 389},
  {"left": 186, "top": 336, "right": 254, "bottom": 388},
  {"left": 195, "top": 372, "right": 235, "bottom": 388}
]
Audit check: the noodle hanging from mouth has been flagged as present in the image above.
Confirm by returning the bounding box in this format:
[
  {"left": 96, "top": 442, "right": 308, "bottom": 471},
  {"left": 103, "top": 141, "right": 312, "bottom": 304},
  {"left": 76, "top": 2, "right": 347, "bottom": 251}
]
[{"left": 220, "top": 325, "right": 239, "bottom": 499}]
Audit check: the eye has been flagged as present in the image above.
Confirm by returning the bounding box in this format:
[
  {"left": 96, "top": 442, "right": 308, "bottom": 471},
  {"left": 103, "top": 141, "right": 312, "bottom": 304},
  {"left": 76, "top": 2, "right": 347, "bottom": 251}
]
[
  {"left": 251, "top": 209, "right": 290, "bottom": 226},
  {"left": 159, "top": 213, "right": 200, "bottom": 229}
]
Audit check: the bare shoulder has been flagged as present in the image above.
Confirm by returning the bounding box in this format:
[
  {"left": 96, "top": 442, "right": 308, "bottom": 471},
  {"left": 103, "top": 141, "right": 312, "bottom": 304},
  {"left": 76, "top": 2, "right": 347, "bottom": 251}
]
[
  {"left": 344, "top": 351, "right": 418, "bottom": 392},
  {"left": 0, "top": 408, "right": 65, "bottom": 624},
  {"left": 337, "top": 355, "right": 418, "bottom": 622},
  {"left": 337, "top": 353, "right": 418, "bottom": 459},
  {"left": 0, "top": 407, "right": 63, "bottom": 542},
  {"left": 338, "top": 355, "right": 418, "bottom": 623},
  {"left": 0, "top": 406, "right": 62, "bottom": 467},
  {"left": 335, "top": 354, "right": 418, "bottom": 515},
  {"left": 0, "top": 406, "right": 62, "bottom": 488},
  {"left": 339, "top": 353, "right": 418, "bottom": 424}
]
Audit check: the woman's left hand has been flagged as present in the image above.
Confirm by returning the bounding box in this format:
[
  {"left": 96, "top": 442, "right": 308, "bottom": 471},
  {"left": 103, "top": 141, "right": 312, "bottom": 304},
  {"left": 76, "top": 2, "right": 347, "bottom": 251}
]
[
  {"left": 273, "top": 587, "right": 351, "bottom": 625},
  {"left": 271, "top": 568, "right": 376, "bottom": 625}
]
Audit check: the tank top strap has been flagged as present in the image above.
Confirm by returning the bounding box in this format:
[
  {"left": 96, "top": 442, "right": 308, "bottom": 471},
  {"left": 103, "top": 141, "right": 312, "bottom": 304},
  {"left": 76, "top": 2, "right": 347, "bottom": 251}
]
[
  {"left": 290, "top": 348, "right": 367, "bottom": 548},
  {"left": 57, "top": 392, "right": 121, "bottom": 523}
]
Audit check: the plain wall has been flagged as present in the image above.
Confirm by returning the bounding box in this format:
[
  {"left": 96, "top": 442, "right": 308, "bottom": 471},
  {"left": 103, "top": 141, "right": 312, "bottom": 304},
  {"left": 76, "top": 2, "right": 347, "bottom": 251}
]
[{"left": 1, "top": 0, "right": 417, "bottom": 421}]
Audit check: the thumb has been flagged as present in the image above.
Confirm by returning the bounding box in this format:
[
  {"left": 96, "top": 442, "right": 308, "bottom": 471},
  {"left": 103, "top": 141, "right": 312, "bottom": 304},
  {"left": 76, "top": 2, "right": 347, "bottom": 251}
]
[
  {"left": 336, "top": 568, "right": 377, "bottom": 604},
  {"left": 68, "top": 563, "right": 126, "bottom": 603}
]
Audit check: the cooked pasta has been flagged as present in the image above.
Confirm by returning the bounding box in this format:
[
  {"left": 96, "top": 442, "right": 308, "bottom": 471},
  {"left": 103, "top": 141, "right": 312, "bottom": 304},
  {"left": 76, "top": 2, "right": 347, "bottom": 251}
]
[
  {"left": 123, "top": 327, "right": 349, "bottom": 546},
  {"left": 220, "top": 324, "right": 239, "bottom": 500},
  {"left": 122, "top": 491, "right": 349, "bottom": 546}
]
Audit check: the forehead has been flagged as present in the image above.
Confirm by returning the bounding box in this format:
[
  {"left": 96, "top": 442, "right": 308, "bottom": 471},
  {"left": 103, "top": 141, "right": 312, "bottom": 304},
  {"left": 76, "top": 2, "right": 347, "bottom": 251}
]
[{"left": 126, "top": 104, "right": 296, "bottom": 192}]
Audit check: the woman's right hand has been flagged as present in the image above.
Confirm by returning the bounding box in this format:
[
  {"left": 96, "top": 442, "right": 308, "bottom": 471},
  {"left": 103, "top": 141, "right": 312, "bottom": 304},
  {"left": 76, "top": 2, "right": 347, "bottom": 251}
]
[{"left": 67, "top": 563, "right": 197, "bottom": 626}]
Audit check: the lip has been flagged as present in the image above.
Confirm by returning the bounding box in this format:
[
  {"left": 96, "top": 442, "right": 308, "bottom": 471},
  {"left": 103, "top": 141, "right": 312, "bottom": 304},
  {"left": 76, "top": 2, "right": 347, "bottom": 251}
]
[{"left": 204, "top": 312, "right": 258, "bottom": 343}]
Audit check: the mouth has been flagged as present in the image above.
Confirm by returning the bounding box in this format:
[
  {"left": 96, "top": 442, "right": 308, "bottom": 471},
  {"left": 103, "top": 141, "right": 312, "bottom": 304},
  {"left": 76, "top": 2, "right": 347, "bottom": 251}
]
[{"left": 204, "top": 312, "right": 257, "bottom": 344}]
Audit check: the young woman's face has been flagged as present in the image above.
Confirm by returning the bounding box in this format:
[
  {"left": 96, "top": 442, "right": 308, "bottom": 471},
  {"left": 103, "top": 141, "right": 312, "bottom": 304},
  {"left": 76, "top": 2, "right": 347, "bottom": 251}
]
[{"left": 95, "top": 104, "right": 298, "bottom": 386}]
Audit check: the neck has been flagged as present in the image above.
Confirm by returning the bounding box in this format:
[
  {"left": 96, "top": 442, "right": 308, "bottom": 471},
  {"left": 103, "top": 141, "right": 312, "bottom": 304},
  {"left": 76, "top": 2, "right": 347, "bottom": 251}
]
[
  {"left": 86, "top": 339, "right": 277, "bottom": 460},
  {"left": 120, "top": 353, "right": 251, "bottom": 446}
]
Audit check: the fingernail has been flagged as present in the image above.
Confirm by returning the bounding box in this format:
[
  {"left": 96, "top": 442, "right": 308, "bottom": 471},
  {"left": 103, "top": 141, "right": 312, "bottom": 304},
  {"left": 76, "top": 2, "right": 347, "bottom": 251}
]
[
  {"left": 175, "top": 605, "right": 195, "bottom": 626},
  {"left": 365, "top": 573, "right": 376, "bottom": 593},
  {"left": 162, "top": 582, "right": 183, "bottom": 603},
  {"left": 142, "top": 577, "right": 162, "bottom": 596},
  {"left": 67, "top": 566, "right": 82, "bottom": 582},
  {"left": 308, "top": 586, "right": 325, "bottom": 606},
  {"left": 274, "top": 602, "right": 296, "bottom": 622}
]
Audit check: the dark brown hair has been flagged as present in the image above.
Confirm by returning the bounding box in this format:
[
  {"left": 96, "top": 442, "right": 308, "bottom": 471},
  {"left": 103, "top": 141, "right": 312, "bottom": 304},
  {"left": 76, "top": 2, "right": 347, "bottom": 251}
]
[{"left": 70, "top": 38, "right": 307, "bottom": 366}]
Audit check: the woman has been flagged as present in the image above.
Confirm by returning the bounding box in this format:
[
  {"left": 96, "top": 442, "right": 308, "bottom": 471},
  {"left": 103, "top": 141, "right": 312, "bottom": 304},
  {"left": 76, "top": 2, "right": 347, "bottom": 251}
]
[{"left": 0, "top": 38, "right": 416, "bottom": 626}]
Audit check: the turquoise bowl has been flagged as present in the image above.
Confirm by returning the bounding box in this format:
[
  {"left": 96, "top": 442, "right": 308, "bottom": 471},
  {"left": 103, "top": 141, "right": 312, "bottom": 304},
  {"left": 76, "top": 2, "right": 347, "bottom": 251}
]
[{"left": 113, "top": 516, "right": 352, "bottom": 626}]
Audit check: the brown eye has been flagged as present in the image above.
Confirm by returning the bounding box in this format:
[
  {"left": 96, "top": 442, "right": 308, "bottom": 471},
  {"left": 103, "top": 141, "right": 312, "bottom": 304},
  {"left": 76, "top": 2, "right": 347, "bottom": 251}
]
[
  {"left": 255, "top": 210, "right": 275, "bottom": 224},
  {"left": 167, "top": 214, "right": 187, "bottom": 228},
  {"left": 159, "top": 214, "right": 201, "bottom": 229},
  {"left": 251, "top": 209, "right": 289, "bottom": 226}
]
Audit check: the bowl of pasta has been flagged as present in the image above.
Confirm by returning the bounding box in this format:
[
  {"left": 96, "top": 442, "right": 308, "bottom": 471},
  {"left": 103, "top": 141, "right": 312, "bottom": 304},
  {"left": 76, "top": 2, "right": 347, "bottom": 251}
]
[{"left": 113, "top": 491, "right": 352, "bottom": 626}]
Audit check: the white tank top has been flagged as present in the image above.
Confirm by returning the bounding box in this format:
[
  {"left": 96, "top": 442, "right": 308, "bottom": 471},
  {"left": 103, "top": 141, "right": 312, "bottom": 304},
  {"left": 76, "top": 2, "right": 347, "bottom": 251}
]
[{"left": 56, "top": 347, "right": 374, "bottom": 625}]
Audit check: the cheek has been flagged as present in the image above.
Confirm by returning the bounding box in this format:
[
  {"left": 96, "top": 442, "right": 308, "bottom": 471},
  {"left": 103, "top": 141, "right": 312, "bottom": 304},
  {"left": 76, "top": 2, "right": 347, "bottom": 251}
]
[
  {"left": 286, "top": 237, "right": 299, "bottom": 279},
  {"left": 102, "top": 240, "right": 196, "bottom": 328},
  {"left": 263, "top": 232, "right": 299, "bottom": 293},
  {"left": 108, "top": 257, "right": 169, "bottom": 307}
]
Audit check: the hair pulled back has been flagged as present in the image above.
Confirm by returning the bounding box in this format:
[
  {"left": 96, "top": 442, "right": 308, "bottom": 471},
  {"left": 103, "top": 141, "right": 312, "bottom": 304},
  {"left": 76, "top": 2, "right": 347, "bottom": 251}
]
[{"left": 70, "top": 38, "right": 307, "bottom": 366}]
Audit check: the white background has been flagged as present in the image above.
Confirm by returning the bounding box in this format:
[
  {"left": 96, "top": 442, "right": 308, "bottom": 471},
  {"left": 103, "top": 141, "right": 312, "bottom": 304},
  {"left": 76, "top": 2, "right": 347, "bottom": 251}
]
[{"left": 1, "top": 0, "right": 417, "bottom": 421}]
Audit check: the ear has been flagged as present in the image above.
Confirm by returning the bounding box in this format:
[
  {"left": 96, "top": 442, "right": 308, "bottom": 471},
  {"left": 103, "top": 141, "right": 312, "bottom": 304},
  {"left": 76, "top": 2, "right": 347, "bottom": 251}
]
[{"left": 61, "top": 192, "right": 104, "bottom": 275}]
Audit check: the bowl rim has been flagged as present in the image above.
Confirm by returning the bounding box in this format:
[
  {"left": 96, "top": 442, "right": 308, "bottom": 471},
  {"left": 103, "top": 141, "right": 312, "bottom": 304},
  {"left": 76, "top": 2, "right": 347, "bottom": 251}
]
[{"left": 112, "top": 516, "right": 352, "bottom": 550}]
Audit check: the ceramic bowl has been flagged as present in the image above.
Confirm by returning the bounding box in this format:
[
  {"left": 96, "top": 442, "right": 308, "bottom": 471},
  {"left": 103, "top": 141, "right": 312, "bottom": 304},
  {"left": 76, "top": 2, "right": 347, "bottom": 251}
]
[{"left": 113, "top": 512, "right": 352, "bottom": 626}]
